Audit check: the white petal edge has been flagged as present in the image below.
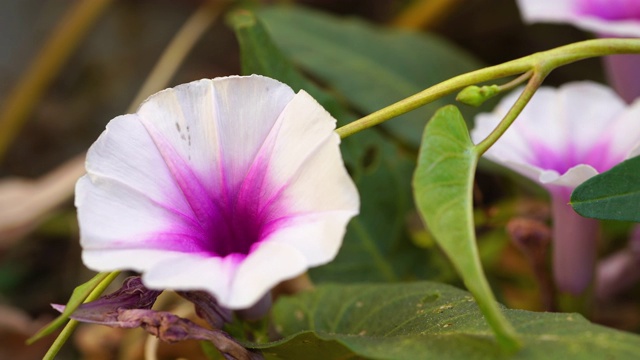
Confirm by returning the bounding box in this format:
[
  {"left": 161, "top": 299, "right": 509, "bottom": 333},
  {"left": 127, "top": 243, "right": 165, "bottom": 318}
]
[
  {"left": 76, "top": 176, "right": 198, "bottom": 249},
  {"left": 82, "top": 248, "right": 190, "bottom": 273},
  {"left": 139, "top": 242, "right": 308, "bottom": 309},
  {"left": 264, "top": 210, "right": 357, "bottom": 267},
  {"left": 516, "top": 0, "right": 640, "bottom": 37},
  {"left": 607, "top": 98, "right": 640, "bottom": 158},
  {"left": 486, "top": 159, "right": 599, "bottom": 188},
  {"left": 82, "top": 114, "right": 192, "bottom": 218},
  {"left": 225, "top": 241, "right": 309, "bottom": 309}
]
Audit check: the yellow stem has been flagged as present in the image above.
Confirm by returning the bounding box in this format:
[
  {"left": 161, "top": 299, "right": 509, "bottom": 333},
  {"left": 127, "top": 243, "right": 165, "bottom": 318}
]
[{"left": 391, "top": 0, "right": 462, "bottom": 29}]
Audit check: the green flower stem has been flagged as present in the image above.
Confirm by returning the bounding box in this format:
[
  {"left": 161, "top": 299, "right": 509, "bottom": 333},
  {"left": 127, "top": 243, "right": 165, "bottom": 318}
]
[
  {"left": 474, "top": 70, "right": 545, "bottom": 156},
  {"left": 336, "top": 38, "right": 640, "bottom": 139},
  {"left": 497, "top": 70, "right": 533, "bottom": 93},
  {"left": 42, "top": 271, "right": 120, "bottom": 360}
]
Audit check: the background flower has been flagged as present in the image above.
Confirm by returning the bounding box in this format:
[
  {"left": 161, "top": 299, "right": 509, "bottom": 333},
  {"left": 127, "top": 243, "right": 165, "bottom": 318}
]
[
  {"left": 516, "top": 0, "right": 640, "bottom": 103},
  {"left": 473, "top": 81, "right": 640, "bottom": 190},
  {"left": 472, "top": 81, "right": 640, "bottom": 294},
  {"left": 516, "top": 0, "right": 640, "bottom": 37},
  {"left": 76, "top": 75, "right": 359, "bottom": 309}
]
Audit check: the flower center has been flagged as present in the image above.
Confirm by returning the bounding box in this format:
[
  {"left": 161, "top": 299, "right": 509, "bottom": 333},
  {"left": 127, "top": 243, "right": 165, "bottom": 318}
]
[
  {"left": 204, "top": 202, "right": 266, "bottom": 258},
  {"left": 577, "top": 0, "right": 640, "bottom": 21},
  {"left": 196, "top": 162, "right": 286, "bottom": 259}
]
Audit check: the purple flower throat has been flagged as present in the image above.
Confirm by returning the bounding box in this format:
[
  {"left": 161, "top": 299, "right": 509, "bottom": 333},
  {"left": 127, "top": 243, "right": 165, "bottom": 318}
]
[{"left": 147, "top": 123, "right": 285, "bottom": 259}]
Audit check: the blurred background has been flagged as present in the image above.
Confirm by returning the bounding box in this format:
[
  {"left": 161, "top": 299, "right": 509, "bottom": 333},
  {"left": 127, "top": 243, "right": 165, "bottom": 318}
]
[{"left": 0, "top": 0, "right": 614, "bottom": 359}]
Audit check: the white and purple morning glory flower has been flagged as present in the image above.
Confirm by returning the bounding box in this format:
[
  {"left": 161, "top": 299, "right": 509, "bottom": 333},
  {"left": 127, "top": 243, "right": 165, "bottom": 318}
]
[
  {"left": 472, "top": 81, "right": 640, "bottom": 295},
  {"left": 76, "top": 75, "right": 359, "bottom": 310},
  {"left": 516, "top": 0, "right": 640, "bottom": 103}
]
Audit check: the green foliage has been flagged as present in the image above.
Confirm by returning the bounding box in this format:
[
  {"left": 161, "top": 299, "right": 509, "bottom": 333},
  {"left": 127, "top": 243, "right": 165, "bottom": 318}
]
[
  {"left": 255, "top": 282, "right": 640, "bottom": 360},
  {"left": 571, "top": 155, "right": 640, "bottom": 221},
  {"left": 257, "top": 5, "right": 484, "bottom": 147},
  {"left": 314, "top": 130, "right": 440, "bottom": 282},
  {"left": 231, "top": 6, "right": 640, "bottom": 358},
  {"left": 413, "top": 105, "right": 518, "bottom": 349}
]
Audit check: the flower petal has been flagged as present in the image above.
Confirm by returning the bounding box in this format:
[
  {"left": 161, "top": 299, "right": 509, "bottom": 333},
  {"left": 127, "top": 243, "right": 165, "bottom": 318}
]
[
  {"left": 81, "top": 114, "right": 193, "bottom": 220},
  {"left": 141, "top": 254, "right": 241, "bottom": 304},
  {"left": 76, "top": 176, "right": 204, "bottom": 258},
  {"left": 239, "top": 90, "right": 359, "bottom": 265},
  {"left": 516, "top": 0, "right": 640, "bottom": 37},
  {"left": 136, "top": 76, "right": 295, "bottom": 195},
  {"left": 227, "top": 242, "right": 308, "bottom": 308},
  {"left": 139, "top": 243, "right": 305, "bottom": 309},
  {"left": 471, "top": 82, "right": 638, "bottom": 189},
  {"left": 77, "top": 75, "right": 359, "bottom": 310}
]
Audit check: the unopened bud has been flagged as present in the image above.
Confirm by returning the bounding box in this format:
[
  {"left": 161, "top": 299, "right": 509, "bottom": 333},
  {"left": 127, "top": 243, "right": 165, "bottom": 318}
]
[{"left": 456, "top": 85, "right": 500, "bottom": 107}]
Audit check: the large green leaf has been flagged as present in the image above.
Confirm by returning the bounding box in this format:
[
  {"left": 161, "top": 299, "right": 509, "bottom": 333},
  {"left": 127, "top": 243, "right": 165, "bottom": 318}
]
[
  {"left": 257, "top": 5, "right": 484, "bottom": 147},
  {"left": 229, "top": 10, "right": 447, "bottom": 282},
  {"left": 255, "top": 282, "right": 640, "bottom": 360},
  {"left": 413, "top": 105, "right": 518, "bottom": 349},
  {"left": 571, "top": 155, "right": 640, "bottom": 221}
]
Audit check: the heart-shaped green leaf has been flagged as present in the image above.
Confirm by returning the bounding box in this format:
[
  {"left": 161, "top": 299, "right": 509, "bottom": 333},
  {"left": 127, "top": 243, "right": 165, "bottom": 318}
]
[{"left": 413, "top": 105, "right": 518, "bottom": 349}]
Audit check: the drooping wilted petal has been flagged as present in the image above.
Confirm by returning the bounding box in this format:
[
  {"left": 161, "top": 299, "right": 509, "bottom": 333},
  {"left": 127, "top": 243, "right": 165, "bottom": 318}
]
[
  {"left": 51, "top": 276, "right": 161, "bottom": 326},
  {"left": 177, "top": 290, "right": 232, "bottom": 329},
  {"left": 58, "top": 306, "right": 262, "bottom": 360},
  {"left": 119, "top": 310, "right": 263, "bottom": 360},
  {"left": 76, "top": 75, "right": 359, "bottom": 309}
]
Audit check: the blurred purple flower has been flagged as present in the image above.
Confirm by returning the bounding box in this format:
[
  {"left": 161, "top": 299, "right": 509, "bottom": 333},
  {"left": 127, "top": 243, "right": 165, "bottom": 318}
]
[
  {"left": 472, "top": 81, "right": 640, "bottom": 295},
  {"left": 76, "top": 75, "right": 359, "bottom": 310},
  {"left": 516, "top": 0, "right": 640, "bottom": 102},
  {"left": 596, "top": 225, "right": 640, "bottom": 300},
  {"left": 516, "top": 0, "right": 640, "bottom": 36}
]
